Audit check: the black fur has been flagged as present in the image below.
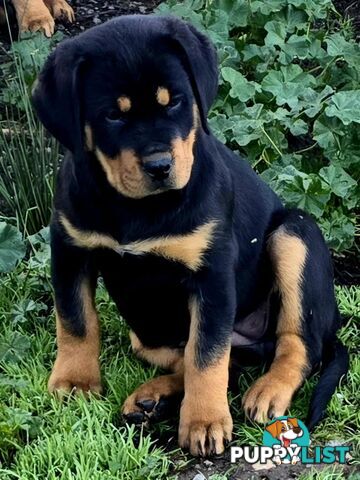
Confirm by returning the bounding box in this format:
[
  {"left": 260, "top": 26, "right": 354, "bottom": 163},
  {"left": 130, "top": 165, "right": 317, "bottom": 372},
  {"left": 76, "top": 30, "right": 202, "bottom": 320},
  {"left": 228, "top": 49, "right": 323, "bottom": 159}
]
[{"left": 33, "top": 15, "right": 348, "bottom": 431}]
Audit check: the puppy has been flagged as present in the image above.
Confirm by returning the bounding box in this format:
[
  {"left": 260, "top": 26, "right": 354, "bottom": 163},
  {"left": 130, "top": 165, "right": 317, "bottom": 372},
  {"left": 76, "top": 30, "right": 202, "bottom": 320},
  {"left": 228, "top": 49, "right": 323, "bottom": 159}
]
[
  {"left": 11, "top": 0, "right": 74, "bottom": 37},
  {"left": 32, "top": 15, "right": 349, "bottom": 457}
]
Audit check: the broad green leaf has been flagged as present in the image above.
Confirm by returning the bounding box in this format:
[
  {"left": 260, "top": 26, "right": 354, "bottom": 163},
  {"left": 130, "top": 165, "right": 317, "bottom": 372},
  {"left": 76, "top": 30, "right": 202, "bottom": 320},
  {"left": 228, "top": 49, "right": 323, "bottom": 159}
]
[
  {"left": 0, "top": 332, "right": 31, "bottom": 363},
  {"left": 280, "top": 34, "right": 310, "bottom": 63},
  {"left": 0, "top": 223, "right": 26, "bottom": 273},
  {"left": 262, "top": 65, "right": 316, "bottom": 108},
  {"left": 208, "top": 114, "right": 233, "bottom": 143},
  {"left": 325, "top": 91, "right": 360, "bottom": 125},
  {"left": 325, "top": 33, "right": 360, "bottom": 69},
  {"left": 250, "top": 0, "right": 285, "bottom": 15},
  {"left": 264, "top": 21, "right": 287, "bottom": 47},
  {"left": 273, "top": 7, "right": 308, "bottom": 32},
  {"left": 221, "top": 67, "right": 261, "bottom": 102},
  {"left": 313, "top": 115, "right": 344, "bottom": 149},
  {"left": 242, "top": 44, "right": 276, "bottom": 62},
  {"left": 302, "top": 86, "right": 334, "bottom": 118},
  {"left": 319, "top": 210, "right": 355, "bottom": 250},
  {"left": 289, "top": 119, "right": 308, "bottom": 136},
  {"left": 288, "top": 0, "right": 332, "bottom": 19},
  {"left": 281, "top": 175, "right": 331, "bottom": 218},
  {"left": 319, "top": 165, "right": 357, "bottom": 198},
  {"left": 215, "top": 0, "right": 250, "bottom": 27}
]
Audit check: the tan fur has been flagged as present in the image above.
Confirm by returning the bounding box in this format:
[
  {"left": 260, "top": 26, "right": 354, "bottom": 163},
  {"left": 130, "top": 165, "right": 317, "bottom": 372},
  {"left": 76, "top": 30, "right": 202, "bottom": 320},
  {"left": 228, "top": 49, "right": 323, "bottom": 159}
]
[
  {"left": 122, "top": 371, "right": 184, "bottom": 418},
  {"left": 123, "top": 331, "right": 184, "bottom": 420},
  {"left": 84, "top": 124, "right": 94, "bottom": 151},
  {"left": 48, "top": 280, "right": 101, "bottom": 395},
  {"left": 242, "top": 229, "right": 309, "bottom": 424},
  {"left": 60, "top": 214, "right": 217, "bottom": 271},
  {"left": 12, "top": 0, "right": 55, "bottom": 36},
  {"left": 44, "top": 0, "right": 74, "bottom": 21},
  {"left": 117, "top": 96, "right": 131, "bottom": 113},
  {"left": 179, "top": 297, "right": 233, "bottom": 456},
  {"left": 12, "top": 0, "right": 73, "bottom": 36},
  {"left": 268, "top": 228, "right": 307, "bottom": 335},
  {"left": 171, "top": 128, "right": 196, "bottom": 190},
  {"left": 96, "top": 148, "right": 150, "bottom": 199},
  {"left": 156, "top": 87, "right": 170, "bottom": 106},
  {"left": 93, "top": 105, "right": 198, "bottom": 197},
  {"left": 129, "top": 330, "right": 183, "bottom": 372}
]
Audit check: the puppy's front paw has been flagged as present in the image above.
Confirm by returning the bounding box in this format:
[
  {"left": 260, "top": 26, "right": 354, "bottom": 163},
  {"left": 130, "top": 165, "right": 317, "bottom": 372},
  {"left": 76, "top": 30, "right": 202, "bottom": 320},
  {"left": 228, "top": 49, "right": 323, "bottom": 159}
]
[
  {"left": 50, "top": 0, "right": 75, "bottom": 22},
  {"left": 122, "top": 374, "right": 183, "bottom": 425},
  {"left": 21, "top": 13, "right": 55, "bottom": 37},
  {"left": 18, "top": 2, "right": 55, "bottom": 38},
  {"left": 242, "top": 373, "right": 292, "bottom": 423},
  {"left": 48, "top": 355, "right": 101, "bottom": 396},
  {"left": 178, "top": 398, "right": 232, "bottom": 456}
]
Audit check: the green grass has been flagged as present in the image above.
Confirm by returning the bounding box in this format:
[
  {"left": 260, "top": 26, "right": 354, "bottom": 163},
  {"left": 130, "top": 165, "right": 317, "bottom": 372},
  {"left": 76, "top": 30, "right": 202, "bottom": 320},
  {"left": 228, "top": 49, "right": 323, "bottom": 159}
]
[
  {"left": 0, "top": 32, "right": 61, "bottom": 235},
  {"left": 0, "top": 251, "right": 358, "bottom": 479}
]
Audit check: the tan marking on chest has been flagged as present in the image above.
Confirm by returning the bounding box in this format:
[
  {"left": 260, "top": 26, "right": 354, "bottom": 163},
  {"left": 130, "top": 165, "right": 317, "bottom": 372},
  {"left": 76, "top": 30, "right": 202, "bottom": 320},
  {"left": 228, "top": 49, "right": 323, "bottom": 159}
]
[{"left": 60, "top": 214, "right": 217, "bottom": 271}]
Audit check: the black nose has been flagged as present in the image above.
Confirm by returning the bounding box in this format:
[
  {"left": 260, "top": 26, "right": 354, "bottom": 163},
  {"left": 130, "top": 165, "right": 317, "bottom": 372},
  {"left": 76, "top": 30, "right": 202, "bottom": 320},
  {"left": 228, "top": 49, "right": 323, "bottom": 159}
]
[{"left": 142, "top": 152, "right": 172, "bottom": 181}]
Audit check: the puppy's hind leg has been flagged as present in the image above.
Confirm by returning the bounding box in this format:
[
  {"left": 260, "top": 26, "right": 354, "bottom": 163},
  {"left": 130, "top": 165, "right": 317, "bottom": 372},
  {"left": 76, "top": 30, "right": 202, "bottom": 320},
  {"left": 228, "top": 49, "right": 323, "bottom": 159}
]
[
  {"left": 243, "top": 210, "right": 347, "bottom": 427},
  {"left": 243, "top": 210, "right": 348, "bottom": 426},
  {"left": 243, "top": 220, "right": 308, "bottom": 422}
]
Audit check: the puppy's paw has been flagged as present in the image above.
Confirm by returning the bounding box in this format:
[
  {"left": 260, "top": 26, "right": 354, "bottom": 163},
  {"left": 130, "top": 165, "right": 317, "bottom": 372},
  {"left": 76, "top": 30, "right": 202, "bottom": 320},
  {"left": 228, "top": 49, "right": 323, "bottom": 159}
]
[
  {"left": 242, "top": 373, "right": 292, "bottom": 423},
  {"left": 122, "top": 378, "right": 182, "bottom": 425},
  {"left": 178, "top": 399, "right": 232, "bottom": 456},
  {"left": 50, "top": 0, "right": 75, "bottom": 22},
  {"left": 48, "top": 356, "right": 101, "bottom": 396},
  {"left": 20, "top": 9, "right": 55, "bottom": 37}
]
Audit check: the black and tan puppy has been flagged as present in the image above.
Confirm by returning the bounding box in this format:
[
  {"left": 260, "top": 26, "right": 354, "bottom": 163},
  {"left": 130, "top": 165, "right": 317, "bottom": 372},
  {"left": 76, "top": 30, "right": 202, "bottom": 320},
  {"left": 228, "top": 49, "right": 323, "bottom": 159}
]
[{"left": 33, "top": 15, "right": 349, "bottom": 456}]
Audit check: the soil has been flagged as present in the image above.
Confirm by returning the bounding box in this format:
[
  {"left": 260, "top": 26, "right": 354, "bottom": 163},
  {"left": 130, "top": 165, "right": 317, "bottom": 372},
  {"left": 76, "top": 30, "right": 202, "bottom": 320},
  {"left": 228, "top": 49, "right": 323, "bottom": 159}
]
[
  {"left": 333, "top": 0, "right": 360, "bottom": 40},
  {"left": 172, "top": 453, "right": 358, "bottom": 480},
  {"left": 333, "top": 243, "right": 360, "bottom": 286}
]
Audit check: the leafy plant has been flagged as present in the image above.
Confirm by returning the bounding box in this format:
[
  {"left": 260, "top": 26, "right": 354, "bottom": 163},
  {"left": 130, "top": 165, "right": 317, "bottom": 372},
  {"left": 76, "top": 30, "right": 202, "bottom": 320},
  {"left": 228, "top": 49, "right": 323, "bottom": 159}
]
[
  {"left": 0, "top": 33, "right": 62, "bottom": 235},
  {"left": 0, "top": 222, "right": 26, "bottom": 273},
  {"left": 157, "top": 0, "right": 360, "bottom": 251}
]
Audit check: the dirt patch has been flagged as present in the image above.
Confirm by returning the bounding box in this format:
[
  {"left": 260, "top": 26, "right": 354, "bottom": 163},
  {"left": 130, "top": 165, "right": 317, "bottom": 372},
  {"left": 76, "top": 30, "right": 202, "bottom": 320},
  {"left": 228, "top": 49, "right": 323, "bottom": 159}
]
[
  {"left": 333, "top": 0, "right": 360, "bottom": 40},
  {"left": 333, "top": 245, "right": 360, "bottom": 286},
  {"left": 56, "top": 0, "right": 162, "bottom": 37},
  {"left": 172, "top": 451, "right": 358, "bottom": 479}
]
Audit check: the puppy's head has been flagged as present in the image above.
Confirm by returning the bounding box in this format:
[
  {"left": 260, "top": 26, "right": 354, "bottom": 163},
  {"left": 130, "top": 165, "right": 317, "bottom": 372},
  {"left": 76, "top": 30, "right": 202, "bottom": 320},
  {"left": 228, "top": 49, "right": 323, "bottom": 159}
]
[{"left": 32, "top": 15, "right": 218, "bottom": 199}]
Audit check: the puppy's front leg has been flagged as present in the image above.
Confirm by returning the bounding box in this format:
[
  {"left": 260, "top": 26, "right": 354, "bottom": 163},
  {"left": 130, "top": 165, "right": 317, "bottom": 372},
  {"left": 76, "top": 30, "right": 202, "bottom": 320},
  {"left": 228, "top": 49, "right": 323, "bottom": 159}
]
[
  {"left": 48, "top": 222, "right": 101, "bottom": 395},
  {"left": 179, "top": 275, "right": 235, "bottom": 456}
]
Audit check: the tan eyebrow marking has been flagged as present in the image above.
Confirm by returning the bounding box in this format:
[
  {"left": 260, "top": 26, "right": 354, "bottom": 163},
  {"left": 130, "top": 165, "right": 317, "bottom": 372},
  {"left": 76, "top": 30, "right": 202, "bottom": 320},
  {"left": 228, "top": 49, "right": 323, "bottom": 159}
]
[
  {"left": 117, "top": 96, "right": 131, "bottom": 112},
  {"left": 156, "top": 87, "right": 170, "bottom": 106}
]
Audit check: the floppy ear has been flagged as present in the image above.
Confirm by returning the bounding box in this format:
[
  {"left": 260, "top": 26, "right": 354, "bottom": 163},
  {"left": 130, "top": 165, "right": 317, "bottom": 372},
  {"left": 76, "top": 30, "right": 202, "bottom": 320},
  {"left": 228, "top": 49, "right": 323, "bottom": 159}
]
[
  {"left": 167, "top": 18, "right": 218, "bottom": 134},
  {"left": 32, "top": 41, "right": 86, "bottom": 155},
  {"left": 288, "top": 417, "right": 299, "bottom": 428},
  {"left": 265, "top": 420, "right": 282, "bottom": 438}
]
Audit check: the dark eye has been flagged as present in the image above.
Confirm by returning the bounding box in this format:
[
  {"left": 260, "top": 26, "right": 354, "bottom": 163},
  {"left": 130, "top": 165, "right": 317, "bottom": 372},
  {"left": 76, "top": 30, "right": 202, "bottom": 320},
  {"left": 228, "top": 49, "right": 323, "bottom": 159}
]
[
  {"left": 168, "top": 95, "right": 182, "bottom": 111},
  {"left": 106, "top": 109, "right": 125, "bottom": 122}
]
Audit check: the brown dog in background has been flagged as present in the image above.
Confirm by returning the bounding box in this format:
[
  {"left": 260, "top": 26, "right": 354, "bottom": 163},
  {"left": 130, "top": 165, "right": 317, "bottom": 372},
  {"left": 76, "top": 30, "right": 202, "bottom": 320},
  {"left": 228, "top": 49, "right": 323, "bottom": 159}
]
[{"left": 4, "top": 0, "right": 74, "bottom": 36}]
